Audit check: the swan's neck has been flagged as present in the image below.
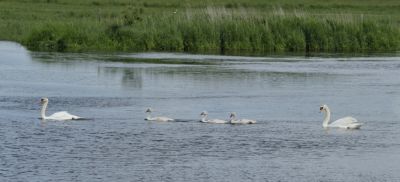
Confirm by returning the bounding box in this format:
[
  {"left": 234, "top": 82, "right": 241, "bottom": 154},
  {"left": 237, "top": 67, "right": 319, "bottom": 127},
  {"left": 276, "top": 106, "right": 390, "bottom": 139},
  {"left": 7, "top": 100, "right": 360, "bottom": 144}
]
[
  {"left": 229, "top": 115, "right": 236, "bottom": 121},
  {"left": 201, "top": 115, "right": 207, "bottom": 122},
  {"left": 41, "top": 102, "right": 48, "bottom": 119},
  {"left": 146, "top": 113, "right": 152, "bottom": 120},
  {"left": 323, "top": 108, "right": 331, "bottom": 127}
]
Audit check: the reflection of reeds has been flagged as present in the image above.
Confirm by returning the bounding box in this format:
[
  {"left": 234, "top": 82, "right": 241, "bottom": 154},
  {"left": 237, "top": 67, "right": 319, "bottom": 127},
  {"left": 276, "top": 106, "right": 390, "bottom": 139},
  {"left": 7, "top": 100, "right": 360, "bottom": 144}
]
[
  {"left": 107, "top": 58, "right": 216, "bottom": 65},
  {"left": 5, "top": 4, "right": 398, "bottom": 53}
]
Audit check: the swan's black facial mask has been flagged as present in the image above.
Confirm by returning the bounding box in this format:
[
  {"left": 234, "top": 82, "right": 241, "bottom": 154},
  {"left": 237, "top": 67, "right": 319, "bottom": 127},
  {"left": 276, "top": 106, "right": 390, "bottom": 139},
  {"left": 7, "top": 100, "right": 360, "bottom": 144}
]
[{"left": 319, "top": 107, "right": 323, "bottom": 111}]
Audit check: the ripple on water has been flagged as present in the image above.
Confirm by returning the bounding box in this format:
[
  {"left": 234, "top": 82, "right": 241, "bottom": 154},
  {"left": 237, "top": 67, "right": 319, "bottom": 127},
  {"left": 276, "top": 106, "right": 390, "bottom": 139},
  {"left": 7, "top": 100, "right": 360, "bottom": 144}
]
[{"left": 0, "top": 42, "right": 400, "bottom": 181}]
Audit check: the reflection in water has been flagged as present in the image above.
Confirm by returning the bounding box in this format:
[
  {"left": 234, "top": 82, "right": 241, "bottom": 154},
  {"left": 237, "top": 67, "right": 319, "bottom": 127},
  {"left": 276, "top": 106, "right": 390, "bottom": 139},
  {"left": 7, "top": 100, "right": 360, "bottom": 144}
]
[
  {"left": 99, "top": 67, "right": 143, "bottom": 89},
  {"left": 28, "top": 50, "right": 346, "bottom": 94},
  {"left": 0, "top": 41, "right": 31, "bottom": 66},
  {"left": 97, "top": 64, "right": 339, "bottom": 93},
  {"left": 1, "top": 41, "right": 400, "bottom": 181}
]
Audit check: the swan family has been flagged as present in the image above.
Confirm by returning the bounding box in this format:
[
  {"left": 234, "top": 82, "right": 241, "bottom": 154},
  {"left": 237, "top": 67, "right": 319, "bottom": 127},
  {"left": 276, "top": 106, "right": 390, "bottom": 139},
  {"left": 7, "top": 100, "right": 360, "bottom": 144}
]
[{"left": 39, "top": 97, "right": 362, "bottom": 129}]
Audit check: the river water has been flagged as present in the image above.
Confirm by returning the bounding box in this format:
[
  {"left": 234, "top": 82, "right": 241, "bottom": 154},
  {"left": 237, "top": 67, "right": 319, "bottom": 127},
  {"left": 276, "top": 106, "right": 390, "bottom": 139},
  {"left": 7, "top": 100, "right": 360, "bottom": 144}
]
[{"left": 0, "top": 41, "right": 400, "bottom": 181}]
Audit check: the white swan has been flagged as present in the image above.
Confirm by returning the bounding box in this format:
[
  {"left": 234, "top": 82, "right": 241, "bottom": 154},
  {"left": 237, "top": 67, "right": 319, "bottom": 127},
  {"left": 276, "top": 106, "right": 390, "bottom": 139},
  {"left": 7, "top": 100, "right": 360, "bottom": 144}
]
[
  {"left": 144, "top": 108, "right": 174, "bottom": 122},
  {"left": 40, "top": 98, "right": 81, "bottom": 120},
  {"left": 200, "top": 111, "right": 229, "bottom": 124},
  {"left": 229, "top": 112, "right": 256, "bottom": 124},
  {"left": 320, "top": 104, "right": 362, "bottom": 129}
]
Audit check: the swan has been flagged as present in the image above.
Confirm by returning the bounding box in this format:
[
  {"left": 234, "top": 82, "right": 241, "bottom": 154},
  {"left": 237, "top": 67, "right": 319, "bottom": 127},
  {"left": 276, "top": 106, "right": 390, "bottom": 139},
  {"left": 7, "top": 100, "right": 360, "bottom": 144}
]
[
  {"left": 319, "top": 104, "right": 362, "bottom": 129},
  {"left": 200, "top": 111, "right": 229, "bottom": 124},
  {"left": 229, "top": 112, "right": 256, "bottom": 124},
  {"left": 40, "top": 98, "right": 82, "bottom": 120},
  {"left": 144, "top": 108, "right": 174, "bottom": 122}
]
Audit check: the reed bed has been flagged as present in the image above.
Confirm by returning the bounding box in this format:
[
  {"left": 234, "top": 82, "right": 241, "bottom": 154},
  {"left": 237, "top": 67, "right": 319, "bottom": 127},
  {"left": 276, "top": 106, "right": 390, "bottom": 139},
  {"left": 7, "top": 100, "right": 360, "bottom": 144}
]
[{"left": 0, "top": 0, "right": 399, "bottom": 53}]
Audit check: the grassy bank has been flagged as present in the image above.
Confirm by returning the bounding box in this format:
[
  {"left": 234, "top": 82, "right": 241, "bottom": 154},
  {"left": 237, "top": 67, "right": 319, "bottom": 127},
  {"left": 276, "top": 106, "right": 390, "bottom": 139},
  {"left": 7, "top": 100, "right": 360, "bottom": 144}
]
[{"left": 0, "top": 0, "right": 399, "bottom": 54}]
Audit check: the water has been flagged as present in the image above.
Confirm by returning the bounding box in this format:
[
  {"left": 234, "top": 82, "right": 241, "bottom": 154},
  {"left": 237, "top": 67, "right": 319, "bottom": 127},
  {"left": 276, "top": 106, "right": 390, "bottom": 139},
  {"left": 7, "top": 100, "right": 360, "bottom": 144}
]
[{"left": 0, "top": 41, "right": 400, "bottom": 181}]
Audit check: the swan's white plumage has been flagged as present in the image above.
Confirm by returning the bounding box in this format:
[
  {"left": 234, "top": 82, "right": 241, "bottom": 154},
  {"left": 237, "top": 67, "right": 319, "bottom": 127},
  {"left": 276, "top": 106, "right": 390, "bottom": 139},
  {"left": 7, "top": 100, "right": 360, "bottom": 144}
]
[
  {"left": 145, "top": 108, "right": 174, "bottom": 122},
  {"left": 229, "top": 112, "right": 256, "bottom": 124},
  {"left": 200, "top": 111, "right": 229, "bottom": 124},
  {"left": 329, "top": 117, "right": 361, "bottom": 129},
  {"left": 320, "top": 105, "right": 362, "bottom": 129},
  {"left": 47, "top": 111, "right": 81, "bottom": 120},
  {"left": 202, "top": 118, "right": 229, "bottom": 124},
  {"left": 145, "top": 116, "right": 174, "bottom": 122},
  {"left": 40, "top": 98, "right": 82, "bottom": 120}
]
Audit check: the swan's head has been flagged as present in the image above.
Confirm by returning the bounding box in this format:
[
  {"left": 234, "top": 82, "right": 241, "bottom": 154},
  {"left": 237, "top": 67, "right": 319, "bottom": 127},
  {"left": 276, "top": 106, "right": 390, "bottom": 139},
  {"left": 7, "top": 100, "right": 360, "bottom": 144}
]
[
  {"left": 319, "top": 104, "right": 328, "bottom": 112},
  {"left": 40, "top": 98, "right": 49, "bottom": 104},
  {"left": 145, "top": 108, "right": 153, "bottom": 113},
  {"left": 230, "top": 112, "right": 237, "bottom": 118},
  {"left": 200, "top": 111, "right": 208, "bottom": 116}
]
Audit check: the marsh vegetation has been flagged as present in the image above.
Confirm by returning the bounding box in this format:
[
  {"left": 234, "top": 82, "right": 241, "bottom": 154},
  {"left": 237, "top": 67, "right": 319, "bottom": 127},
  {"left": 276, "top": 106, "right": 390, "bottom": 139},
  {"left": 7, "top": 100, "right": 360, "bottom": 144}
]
[{"left": 0, "top": 0, "right": 399, "bottom": 53}]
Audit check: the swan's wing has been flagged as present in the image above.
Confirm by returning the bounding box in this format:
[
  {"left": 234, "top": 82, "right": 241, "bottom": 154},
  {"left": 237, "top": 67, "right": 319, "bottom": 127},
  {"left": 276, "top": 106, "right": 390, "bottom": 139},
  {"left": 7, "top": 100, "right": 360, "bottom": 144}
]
[
  {"left": 154, "top": 116, "right": 174, "bottom": 122},
  {"left": 49, "top": 111, "right": 80, "bottom": 120},
  {"left": 347, "top": 123, "right": 363, "bottom": 129},
  {"left": 231, "top": 119, "right": 256, "bottom": 124},
  {"left": 208, "top": 119, "right": 228, "bottom": 124},
  {"left": 330, "top": 117, "right": 359, "bottom": 127},
  {"left": 242, "top": 119, "right": 256, "bottom": 124}
]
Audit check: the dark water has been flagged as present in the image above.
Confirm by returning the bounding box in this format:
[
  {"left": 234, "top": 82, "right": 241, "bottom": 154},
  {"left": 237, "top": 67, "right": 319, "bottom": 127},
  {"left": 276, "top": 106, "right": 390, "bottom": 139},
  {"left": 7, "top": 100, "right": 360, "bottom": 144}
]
[{"left": 1, "top": 41, "right": 400, "bottom": 181}]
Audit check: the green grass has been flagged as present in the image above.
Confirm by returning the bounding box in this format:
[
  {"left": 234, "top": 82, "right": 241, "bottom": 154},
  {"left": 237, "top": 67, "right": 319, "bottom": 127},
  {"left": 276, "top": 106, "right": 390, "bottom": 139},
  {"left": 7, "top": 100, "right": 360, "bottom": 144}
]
[{"left": 0, "top": 0, "right": 399, "bottom": 54}]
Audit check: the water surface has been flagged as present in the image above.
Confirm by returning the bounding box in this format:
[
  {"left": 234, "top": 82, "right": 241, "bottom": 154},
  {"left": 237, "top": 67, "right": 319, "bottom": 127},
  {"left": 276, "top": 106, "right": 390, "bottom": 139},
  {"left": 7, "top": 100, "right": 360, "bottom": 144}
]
[{"left": 1, "top": 41, "right": 400, "bottom": 181}]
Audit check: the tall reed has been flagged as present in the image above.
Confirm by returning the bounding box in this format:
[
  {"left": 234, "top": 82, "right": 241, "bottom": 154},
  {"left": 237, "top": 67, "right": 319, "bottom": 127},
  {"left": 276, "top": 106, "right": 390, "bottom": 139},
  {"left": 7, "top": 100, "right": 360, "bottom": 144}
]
[{"left": 22, "top": 7, "right": 400, "bottom": 53}]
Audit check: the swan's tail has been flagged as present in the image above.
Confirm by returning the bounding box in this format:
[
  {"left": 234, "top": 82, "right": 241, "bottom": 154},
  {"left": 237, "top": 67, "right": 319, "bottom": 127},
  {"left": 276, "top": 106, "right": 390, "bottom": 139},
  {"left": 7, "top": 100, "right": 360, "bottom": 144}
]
[
  {"left": 72, "top": 117, "right": 90, "bottom": 120},
  {"left": 348, "top": 123, "right": 362, "bottom": 129}
]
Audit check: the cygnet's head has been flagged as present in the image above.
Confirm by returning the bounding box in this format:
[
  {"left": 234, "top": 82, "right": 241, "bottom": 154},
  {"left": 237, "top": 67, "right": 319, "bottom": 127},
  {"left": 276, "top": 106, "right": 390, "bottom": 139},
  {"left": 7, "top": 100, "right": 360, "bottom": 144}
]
[
  {"left": 319, "top": 104, "right": 328, "bottom": 112},
  {"left": 145, "top": 108, "right": 153, "bottom": 113},
  {"left": 40, "top": 98, "right": 49, "bottom": 104},
  {"left": 200, "top": 111, "right": 208, "bottom": 116},
  {"left": 230, "top": 112, "right": 237, "bottom": 118}
]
